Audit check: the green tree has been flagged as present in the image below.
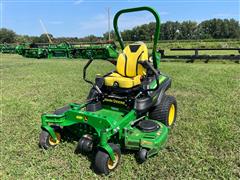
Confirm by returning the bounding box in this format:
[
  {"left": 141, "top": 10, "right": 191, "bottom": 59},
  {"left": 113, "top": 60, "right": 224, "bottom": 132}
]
[
  {"left": 161, "top": 21, "right": 180, "bottom": 40},
  {"left": 178, "top": 21, "right": 198, "bottom": 39},
  {"left": 103, "top": 30, "right": 115, "bottom": 41},
  {"left": 227, "top": 19, "right": 240, "bottom": 38},
  {"left": 79, "top": 35, "right": 103, "bottom": 42},
  {"left": 0, "top": 28, "right": 17, "bottom": 43},
  {"left": 38, "top": 33, "right": 54, "bottom": 43},
  {"left": 197, "top": 19, "right": 240, "bottom": 39}
]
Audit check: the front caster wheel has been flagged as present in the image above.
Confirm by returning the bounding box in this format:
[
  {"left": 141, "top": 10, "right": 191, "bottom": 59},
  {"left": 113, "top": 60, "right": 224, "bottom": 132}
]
[
  {"left": 75, "top": 136, "right": 93, "bottom": 154},
  {"left": 94, "top": 143, "right": 121, "bottom": 175},
  {"left": 39, "top": 127, "right": 61, "bottom": 149},
  {"left": 137, "top": 149, "right": 148, "bottom": 163}
]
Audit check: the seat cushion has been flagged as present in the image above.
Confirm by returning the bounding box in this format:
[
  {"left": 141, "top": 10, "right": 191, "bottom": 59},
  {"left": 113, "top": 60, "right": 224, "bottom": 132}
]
[{"left": 104, "top": 72, "right": 142, "bottom": 88}]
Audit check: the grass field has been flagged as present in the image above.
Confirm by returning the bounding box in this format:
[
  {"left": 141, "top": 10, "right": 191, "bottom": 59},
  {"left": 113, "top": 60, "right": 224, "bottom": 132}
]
[{"left": 1, "top": 54, "right": 240, "bottom": 179}]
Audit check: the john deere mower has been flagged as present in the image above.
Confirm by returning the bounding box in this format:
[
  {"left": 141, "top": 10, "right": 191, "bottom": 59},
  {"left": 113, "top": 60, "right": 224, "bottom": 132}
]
[{"left": 39, "top": 6, "right": 177, "bottom": 175}]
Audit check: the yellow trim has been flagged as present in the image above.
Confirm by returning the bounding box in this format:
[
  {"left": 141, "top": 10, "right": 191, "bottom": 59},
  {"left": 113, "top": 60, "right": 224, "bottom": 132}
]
[
  {"left": 168, "top": 104, "right": 175, "bottom": 126},
  {"left": 107, "top": 153, "right": 119, "bottom": 170},
  {"left": 116, "top": 53, "right": 126, "bottom": 76},
  {"left": 104, "top": 73, "right": 142, "bottom": 88},
  {"left": 141, "top": 140, "right": 153, "bottom": 145},
  {"left": 49, "top": 132, "right": 61, "bottom": 146}
]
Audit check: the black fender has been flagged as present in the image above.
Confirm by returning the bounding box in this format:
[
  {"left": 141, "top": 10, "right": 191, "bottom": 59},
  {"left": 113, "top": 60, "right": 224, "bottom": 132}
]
[
  {"left": 134, "top": 78, "right": 171, "bottom": 114},
  {"left": 153, "top": 78, "right": 171, "bottom": 107}
]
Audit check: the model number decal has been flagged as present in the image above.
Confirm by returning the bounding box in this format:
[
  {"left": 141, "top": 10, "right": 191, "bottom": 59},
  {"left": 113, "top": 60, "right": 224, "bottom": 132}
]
[{"left": 104, "top": 98, "right": 125, "bottom": 105}]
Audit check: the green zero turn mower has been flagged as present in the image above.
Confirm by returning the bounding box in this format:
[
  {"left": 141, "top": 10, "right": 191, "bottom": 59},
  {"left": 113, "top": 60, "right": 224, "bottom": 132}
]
[{"left": 39, "top": 6, "right": 177, "bottom": 175}]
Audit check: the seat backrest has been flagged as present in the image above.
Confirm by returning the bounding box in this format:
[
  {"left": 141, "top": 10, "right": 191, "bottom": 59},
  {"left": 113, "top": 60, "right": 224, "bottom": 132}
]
[{"left": 116, "top": 42, "right": 148, "bottom": 77}]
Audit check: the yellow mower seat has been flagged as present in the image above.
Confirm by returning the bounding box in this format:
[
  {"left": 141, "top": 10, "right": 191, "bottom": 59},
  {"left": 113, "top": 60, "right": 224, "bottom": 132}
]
[
  {"left": 104, "top": 42, "right": 148, "bottom": 89},
  {"left": 105, "top": 73, "right": 142, "bottom": 88}
]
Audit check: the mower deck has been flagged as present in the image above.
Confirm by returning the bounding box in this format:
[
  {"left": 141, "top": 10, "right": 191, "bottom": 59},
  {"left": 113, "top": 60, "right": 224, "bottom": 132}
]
[{"left": 41, "top": 102, "right": 169, "bottom": 158}]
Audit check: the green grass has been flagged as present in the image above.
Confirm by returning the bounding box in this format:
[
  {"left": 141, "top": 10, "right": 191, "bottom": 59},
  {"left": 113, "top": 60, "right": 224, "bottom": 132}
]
[{"left": 1, "top": 54, "right": 239, "bottom": 179}]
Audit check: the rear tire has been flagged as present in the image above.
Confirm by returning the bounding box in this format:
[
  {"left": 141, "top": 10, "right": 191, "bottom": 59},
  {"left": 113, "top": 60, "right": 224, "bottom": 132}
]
[{"left": 149, "top": 95, "right": 177, "bottom": 127}]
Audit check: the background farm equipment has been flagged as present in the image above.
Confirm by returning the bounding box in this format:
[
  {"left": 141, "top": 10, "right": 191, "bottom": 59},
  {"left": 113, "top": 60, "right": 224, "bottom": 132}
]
[
  {"left": 47, "top": 42, "right": 72, "bottom": 58},
  {"left": 11, "top": 40, "right": 240, "bottom": 63},
  {"left": 0, "top": 43, "right": 16, "bottom": 54},
  {"left": 70, "top": 43, "right": 118, "bottom": 60},
  {"left": 16, "top": 43, "right": 48, "bottom": 59},
  {"left": 15, "top": 41, "right": 119, "bottom": 60}
]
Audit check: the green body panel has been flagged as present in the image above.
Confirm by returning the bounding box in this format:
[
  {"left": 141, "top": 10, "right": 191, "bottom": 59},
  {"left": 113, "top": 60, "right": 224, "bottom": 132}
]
[
  {"left": 41, "top": 103, "right": 138, "bottom": 160},
  {"left": 124, "top": 121, "right": 168, "bottom": 157},
  {"left": 42, "top": 104, "right": 134, "bottom": 137},
  {"left": 150, "top": 75, "right": 167, "bottom": 89}
]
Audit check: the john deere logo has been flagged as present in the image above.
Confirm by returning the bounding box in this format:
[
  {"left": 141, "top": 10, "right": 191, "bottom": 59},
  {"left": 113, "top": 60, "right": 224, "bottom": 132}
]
[{"left": 104, "top": 98, "right": 125, "bottom": 105}]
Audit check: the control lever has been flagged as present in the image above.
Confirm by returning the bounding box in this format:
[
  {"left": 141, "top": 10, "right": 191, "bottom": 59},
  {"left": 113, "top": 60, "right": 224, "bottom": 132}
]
[
  {"left": 138, "top": 60, "right": 160, "bottom": 92},
  {"left": 83, "top": 58, "right": 103, "bottom": 96}
]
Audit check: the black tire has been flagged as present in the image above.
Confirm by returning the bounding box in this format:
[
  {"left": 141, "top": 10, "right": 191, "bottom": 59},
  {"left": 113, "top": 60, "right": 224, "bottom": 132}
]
[
  {"left": 94, "top": 143, "right": 121, "bottom": 175},
  {"left": 39, "top": 127, "right": 61, "bottom": 149},
  {"left": 149, "top": 95, "right": 177, "bottom": 127},
  {"left": 137, "top": 149, "right": 148, "bottom": 163},
  {"left": 75, "top": 137, "right": 93, "bottom": 154}
]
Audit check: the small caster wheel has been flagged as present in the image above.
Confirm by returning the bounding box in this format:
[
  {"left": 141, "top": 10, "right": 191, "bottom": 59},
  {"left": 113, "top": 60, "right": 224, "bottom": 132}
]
[
  {"left": 39, "top": 127, "right": 61, "bottom": 149},
  {"left": 137, "top": 149, "right": 148, "bottom": 163},
  {"left": 94, "top": 143, "right": 121, "bottom": 175},
  {"left": 75, "top": 136, "right": 93, "bottom": 154}
]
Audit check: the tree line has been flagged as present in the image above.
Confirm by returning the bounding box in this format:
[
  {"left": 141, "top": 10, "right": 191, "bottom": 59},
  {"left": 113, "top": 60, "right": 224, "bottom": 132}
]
[
  {"left": 0, "top": 18, "right": 239, "bottom": 44},
  {"left": 106, "top": 18, "right": 240, "bottom": 41}
]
